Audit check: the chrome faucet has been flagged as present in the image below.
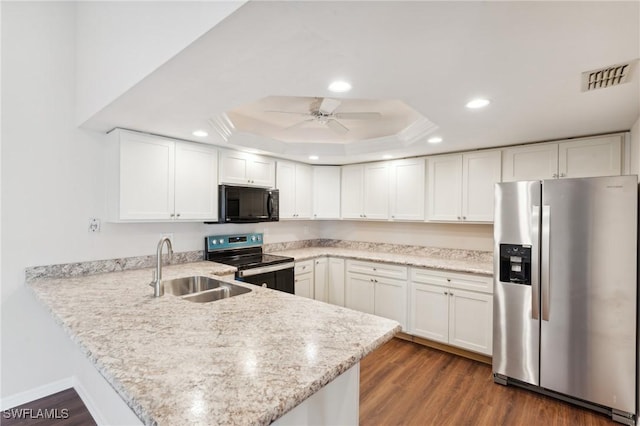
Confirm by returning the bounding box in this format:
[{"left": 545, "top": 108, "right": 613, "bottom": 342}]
[{"left": 150, "top": 236, "right": 173, "bottom": 297}]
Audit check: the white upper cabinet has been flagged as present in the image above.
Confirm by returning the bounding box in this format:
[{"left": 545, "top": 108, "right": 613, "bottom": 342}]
[
  {"left": 219, "top": 150, "right": 275, "bottom": 187},
  {"left": 390, "top": 158, "right": 425, "bottom": 221},
  {"left": 558, "top": 135, "right": 622, "bottom": 178},
  {"left": 174, "top": 143, "right": 219, "bottom": 220},
  {"left": 341, "top": 163, "right": 389, "bottom": 220},
  {"left": 107, "top": 129, "right": 217, "bottom": 222},
  {"left": 312, "top": 166, "right": 341, "bottom": 219},
  {"left": 461, "top": 151, "right": 502, "bottom": 222},
  {"left": 502, "top": 134, "right": 623, "bottom": 182},
  {"left": 427, "top": 151, "right": 501, "bottom": 222},
  {"left": 276, "top": 161, "right": 312, "bottom": 219},
  {"left": 426, "top": 154, "right": 463, "bottom": 221}
]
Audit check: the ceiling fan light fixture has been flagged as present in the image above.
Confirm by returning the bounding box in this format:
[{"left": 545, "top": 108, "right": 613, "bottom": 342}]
[
  {"left": 465, "top": 98, "right": 490, "bottom": 109},
  {"left": 328, "top": 80, "right": 352, "bottom": 93},
  {"left": 309, "top": 155, "right": 319, "bottom": 160},
  {"left": 192, "top": 129, "right": 208, "bottom": 137},
  {"left": 428, "top": 137, "right": 443, "bottom": 144}
]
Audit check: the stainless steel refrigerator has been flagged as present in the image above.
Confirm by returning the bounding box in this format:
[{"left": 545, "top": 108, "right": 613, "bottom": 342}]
[{"left": 493, "top": 175, "right": 638, "bottom": 425}]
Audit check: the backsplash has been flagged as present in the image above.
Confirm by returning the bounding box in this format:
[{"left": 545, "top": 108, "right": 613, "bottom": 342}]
[{"left": 26, "top": 239, "right": 492, "bottom": 281}]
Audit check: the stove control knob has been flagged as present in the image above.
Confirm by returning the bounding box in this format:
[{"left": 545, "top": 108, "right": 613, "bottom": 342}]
[
  {"left": 219, "top": 239, "right": 224, "bottom": 244},
  {"left": 251, "top": 236, "right": 256, "bottom": 242},
  {"left": 211, "top": 240, "right": 217, "bottom": 245},
  {"left": 257, "top": 235, "right": 261, "bottom": 241}
]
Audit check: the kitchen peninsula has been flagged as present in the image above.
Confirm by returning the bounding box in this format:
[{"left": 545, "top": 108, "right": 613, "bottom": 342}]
[{"left": 27, "top": 262, "right": 400, "bottom": 425}]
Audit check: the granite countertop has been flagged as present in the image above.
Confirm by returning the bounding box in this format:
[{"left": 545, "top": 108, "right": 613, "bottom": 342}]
[
  {"left": 28, "top": 262, "right": 400, "bottom": 426},
  {"left": 267, "top": 247, "right": 493, "bottom": 276}
]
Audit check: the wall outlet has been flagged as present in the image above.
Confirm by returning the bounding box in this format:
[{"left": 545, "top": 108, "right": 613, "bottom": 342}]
[{"left": 88, "top": 218, "right": 101, "bottom": 233}]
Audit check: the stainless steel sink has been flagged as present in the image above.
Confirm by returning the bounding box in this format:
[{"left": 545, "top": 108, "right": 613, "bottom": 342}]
[{"left": 162, "top": 276, "right": 251, "bottom": 303}]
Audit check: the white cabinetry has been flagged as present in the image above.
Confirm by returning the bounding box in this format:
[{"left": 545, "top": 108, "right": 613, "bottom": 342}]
[
  {"left": 409, "top": 268, "right": 493, "bottom": 355},
  {"left": 313, "top": 257, "right": 345, "bottom": 305},
  {"left": 312, "top": 166, "right": 341, "bottom": 219},
  {"left": 502, "top": 134, "right": 623, "bottom": 181},
  {"left": 389, "top": 158, "right": 425, "bottom": 221},
  {"left": 341, "top": 163, "right": 389, "bottom": 220},
  {"left": 346, "top": 260, "right": 407, "bottom": 329},
  {"left": 219, "top": 150, "right": 275, "bottom": 187},
  {"left": 107, "top": 129, "right": 218, "bottom": 222},
  {"left": 294, "top": 260, "right": 314, "bottom": 299},
  {"left": 427, "top": 150, "right": 501, "bottom": 222},
  {"left": 276, "top": 161, "right": 312, "bottom": 219}
]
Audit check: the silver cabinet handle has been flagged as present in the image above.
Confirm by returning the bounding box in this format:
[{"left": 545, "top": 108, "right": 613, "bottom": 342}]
[
  {"left": 176, "top": 213, "right": 181, "bottom": 217},
  {"left": 444, "top": 291, "right": 448, "bottom": 295},
  {"left": 541, "top": 205, "right": 551, "bottom": 321},
  {"left": 170, "top": 213, "right": 175, "bottom": 218},
  {"left": 552, "top": 173, "right": 558, "bottom": 178},
  {"left": 559, "top": 173, "right": 566, "bottom": 178},
  {"left": 457, "top": 216, "right": 461, "bottom": 220},
  {"left": 450, "top": 292, "right": 454, "bottom": 296},
  {"left": 462, "top": 216, "right": 466, "bottom": 220}
]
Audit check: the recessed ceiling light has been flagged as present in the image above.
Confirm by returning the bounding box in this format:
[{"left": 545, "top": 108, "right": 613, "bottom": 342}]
[
  {"left": 328, "top": 80, "right": 352, "bottom": 93},
  {"left": 192, "top": 130, "right": 208, "bottom": 137},
  {"left": 309, "top": 155, "right": 319, "bottom": 160},
  {"left": 466, "top": 98, "right": 490, "bottom": 109},
  {"left": 428, "top": 137, "right": 443, "bottom": 144},
  {"left": 382, "top": 154, "right": 393, "bottom": 159}
]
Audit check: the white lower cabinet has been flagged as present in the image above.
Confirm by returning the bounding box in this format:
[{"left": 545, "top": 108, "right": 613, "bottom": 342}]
[
  {"left": 345, "top": 260, "right": 407, "bottom": 329},
  {"left": 294, "top": 260, "right": 314, "bottom": 299},
  {"left": 314, "top": 257, "right": 346, "bottom": 305},
  {"left": 409, "top": 268, "right": 493, "bottom": 355}
]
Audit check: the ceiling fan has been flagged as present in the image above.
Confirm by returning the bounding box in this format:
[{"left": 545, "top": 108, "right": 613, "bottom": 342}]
[{"left": 266, "top": 97, "right": 382, "bottom": 134}]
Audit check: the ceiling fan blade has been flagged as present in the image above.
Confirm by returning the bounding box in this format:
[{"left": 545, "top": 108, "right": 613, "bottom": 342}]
[
  {"left": 334, "top": 112, "right": 382, "bottom": 120},
  {"left": 318, "top": 97, "right": 342, "bottom": 115},
  {"left": 284, "top": 118, "right": 315, "bottom": 130},
  {"left": 265, "top": 110, "right": 310, "bottom": 116},
  {"left": 325, "top": 118, "right": 349, "bottom": 134}
]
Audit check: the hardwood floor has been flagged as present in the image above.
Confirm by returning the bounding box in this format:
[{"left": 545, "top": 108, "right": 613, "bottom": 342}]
[
  {"left": 2, "top": 388, "right": 96, "bottom": 426},
  {"left": 360, "top": 338, "right": 615, "bottom": 426}
]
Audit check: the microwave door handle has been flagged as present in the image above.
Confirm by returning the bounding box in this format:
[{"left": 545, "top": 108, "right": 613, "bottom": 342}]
[{"left": 267, "top": 193, "right": 273, "bottom": 218}]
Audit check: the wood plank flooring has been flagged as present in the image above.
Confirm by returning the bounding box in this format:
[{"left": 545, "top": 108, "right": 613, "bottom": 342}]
[
  {"left": 2, "top": 388, "right": 96, "bottom": 426},
  {"left": 360, "top": 338, "right": 615, "bottom": 426}
]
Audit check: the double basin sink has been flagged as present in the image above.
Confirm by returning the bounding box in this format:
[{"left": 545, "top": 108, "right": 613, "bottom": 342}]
[{"left": 163, "top": 276, "right": 251, "bottom": 303}]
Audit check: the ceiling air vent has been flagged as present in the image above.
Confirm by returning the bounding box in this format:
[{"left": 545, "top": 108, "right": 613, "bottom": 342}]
[{"left": 581, "top": 62, "right": 634, "bottom": 92}]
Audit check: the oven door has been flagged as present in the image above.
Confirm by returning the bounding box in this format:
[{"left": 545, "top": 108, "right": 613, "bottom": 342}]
[{"left": 236, "top": 263, "right": 294, "bottom": 294}]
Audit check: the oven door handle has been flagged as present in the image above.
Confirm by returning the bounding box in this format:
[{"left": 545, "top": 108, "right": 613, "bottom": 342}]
[{"left": 237, "top": 262, "right": 295, "bottom": 277}]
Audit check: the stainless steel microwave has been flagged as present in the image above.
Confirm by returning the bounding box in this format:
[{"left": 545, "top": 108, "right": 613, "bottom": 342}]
[{"left": 217, "top": 185, "right": 279, "bottom": 223}]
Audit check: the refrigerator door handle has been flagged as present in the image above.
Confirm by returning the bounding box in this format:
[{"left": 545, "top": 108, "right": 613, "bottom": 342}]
[
  {"left": 541, "top": 204, "right": 551, "bottom": 321},
  {"left": 531, "top": 205, "right": 540, "bottom": 320}
]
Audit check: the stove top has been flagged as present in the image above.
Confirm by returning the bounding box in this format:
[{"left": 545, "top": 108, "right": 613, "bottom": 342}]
[{"left": 204, "top": 233, "right": 294, "bottom": 271}]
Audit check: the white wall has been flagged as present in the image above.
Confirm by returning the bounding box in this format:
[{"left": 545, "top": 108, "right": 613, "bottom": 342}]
[
  {"left": 75, "top": 1, "right": 246, "bottom": 125},
  {"left": 319, "top": 221, "right": 493, "bottom": 252},
  {"left": 630, "top": 116, "right": 640, "bottom": 177}
]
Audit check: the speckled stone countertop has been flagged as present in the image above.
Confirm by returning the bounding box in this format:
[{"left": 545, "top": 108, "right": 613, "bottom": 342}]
[
  {"left": 28, "top": 262, "right": 400, "bottom": 426},
  {"left": 268, "top": 247, "right": 493, "bottom": 276}
]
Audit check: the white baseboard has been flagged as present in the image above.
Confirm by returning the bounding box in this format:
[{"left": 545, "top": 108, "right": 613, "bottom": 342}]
[
  {"left": 72, "top": 376, "right": 109, "bottom": 426},
  {"left": 0, "top": 377, "right": 74, "bottom": 410}
]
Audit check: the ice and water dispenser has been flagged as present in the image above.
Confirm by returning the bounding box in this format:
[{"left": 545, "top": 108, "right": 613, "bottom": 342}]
[{"left": 499, "top": 244, "right": 532, "bottom": 285}]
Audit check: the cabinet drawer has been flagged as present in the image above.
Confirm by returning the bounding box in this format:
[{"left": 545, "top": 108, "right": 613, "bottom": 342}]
[
  {"left": 410, "top": 268, "right": 493, "bottom": 294},
  {"left": 346, "top": 260, "right": 408, "bottom": 280},
  {"left": 295, "top": 260, "right": 314, "bottom": 275}
]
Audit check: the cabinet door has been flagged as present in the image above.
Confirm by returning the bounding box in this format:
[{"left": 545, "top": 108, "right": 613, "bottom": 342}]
[
  {"left": 294, "top": 164, "right": 312, "bottom": 218},
  {"left": 374, "top": 277, "right": 407, "bottom": 330},
  {"left": 328, "top": 258, "right": 345, "bottom": 306},
  {"left": 312, "top": 166, "right": 341, "bottom": 219},
  {"left": 363, "top": 163, "right": 389, "bottom": 220},
  {"left": 341, "top": 165, "right": 364, "bottom": 219},
  {"left": 427, "top": 154, "right": 463, "bottom": 221},
  {"left": 174, "top": 143, "right": 218, "bottom": 221},
  {"left": 501, "top": 143, "right": 558, "bottom": 182},
  {"left": 409, "top": 282, "right": 449, "bottom": 343},
  {"left": 345, "top": 273, "right": 375, "bottom": 314},
  {"left": 276, "top": 161, "right": 296, "bottom": 218},
  {"left": 313, "top": 258, "right": 328, "bottom": 302},
  {"left": 248, "top": 156, "right": 276, "bottom": 187},
  {"left": 390, "top": 158, "right": 425, "bottom": 221},
  {"left": 219, "top": 150, "right": 251, "bottom": 185},
  {"left": 558, "top": 135, "right": 622, "bottom": 178},
  {"left": 295, "top": 272, "right": 314, "bottom": 299},
  {"left": 119, "top": 133, "right": 175, "bottom": 220},
  {"left": 448, "top": 289, "right": 493, "bottom": 355},
  {"left": 462, "top": 150, "right": 501, "bottom": 222}
]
